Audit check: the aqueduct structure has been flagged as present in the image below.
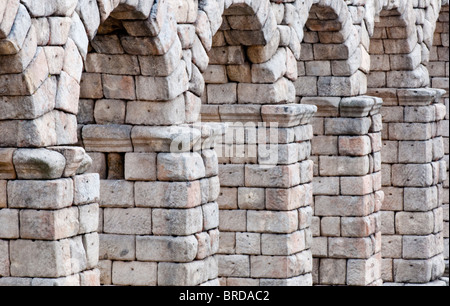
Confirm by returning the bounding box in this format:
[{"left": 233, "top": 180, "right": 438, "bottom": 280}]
[{"left": 0, "top": 0, "right": 448, "bottom": 286}]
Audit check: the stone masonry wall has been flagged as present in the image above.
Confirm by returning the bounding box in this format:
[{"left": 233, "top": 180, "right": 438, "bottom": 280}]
[{"left": 201, "top": 0, "right": 317, "bottom": 285}]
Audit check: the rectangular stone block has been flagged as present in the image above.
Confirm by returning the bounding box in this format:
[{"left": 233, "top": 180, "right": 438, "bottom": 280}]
[
  {"left": 315, "top": 195, "right": 375, "bottom": 217},
  {"left": 319, "top": 156, "right": 370, "bottom": 176},
  {"left": 136, "top": 235, "right": 198, "bottom": 263},
  {"left": 82, "top": 124, "right": 133, "bottom": 152},
  {"left": 320, "top": 217, "right": 341, "bottom": 237},
  {"left": 313, "top": 177, "right": 340, "bottom": 196},
  {"left": 219, "top": 210, "right": 246, "bottom": 232},
  {"left": 112, "top": 261, "right": 157, "bottom": 286},
  {"left": 100, "top": 180, "right": 134, "bottom": 208},
  {"left": 79, "top": 204, "right": 99, "bottom": 234},
  {"left": 238, "top": 187, "right": 265, "bottom": 210},
  {"left": 341, "top": 175, "right": 374, "bottom": 196},
  {"left": 99, "top": 234, "right": 135, "bottom": 261},
  {"left": 391, "top": 164, "right": 433, "bottom": 187},
  {"left": 157, "top": 152, "right": 205, "bottom": 181},
  {"left": 324, "top": 118, "right": 372, "bottom": 136},
  {"left": 217, "top": 254, "right": 250, "bottom": 278},
  {"left": 265, "top": 185, "right": 306, "bottom": 211},
  {"left": 73, "top": 173, "right": 100, "bottom": 205},
  {"left": 10, "top": 239, "right": 72, "bottom": 278},
  {"left": 135, "top": 181, "right": 201, "bottom": 209},
  {"left": 395, "top": 211, "right": 435, "bottom": 235},
  {"left": 341, "top": 216, "right": 377, "bottom": 238},
  {"left": 398, "top": 140, "right": 433, "bottom": 164},
  {"left": 158, "top": 260, "right": 209, "bottom": 286},
  {"left": 388, "top": 123, "right": 432, "bottom": 141},
  {"left": 404, "top": 187, "right": 438, "bottom": 212},
  {"left": 0, "top": 209, "right": 19, "bottom": 239},
  {"left": 403, "top": 235, "right": 439, "bottom": 259},
  {"left": 328, "top": 237, "right": 373, "bottom": 259},
  {"left": 124, "top": 153, "right": 156, "bottom": 181},
  {"left": 245, "top": 164, "right": 300, "bottom": 188},
  {"left": 218, "top": 164, "right": 245, "bottom": 187},
  {"left": 19, "top": 207, "right": 79, "bottom": 240},
  {"left": 319, "top": 258, "right": 347, "bottom": 285},
  {"left": 8, "top": 179, "right": 73, "bottom": 209},
  {"left": 236, "top": 232, "right": 261, "bottom": 255},
  {"left": 393, "top": 259, "right": 433, "bottom": 283},
  {"left": 347, "top": 253, "right": 382, "bottom": 286},
  {"left": 261, "top": 231, "right": 306, "bottom": 256},
  {"left": 339, "top": 136, "right": 372, "bottom": 156}
]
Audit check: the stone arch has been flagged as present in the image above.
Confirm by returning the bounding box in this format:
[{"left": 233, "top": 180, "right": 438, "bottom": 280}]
[
  {"left": 0, "top": 0, "right": 221, "bottom": 286},
  {"left": 366, "top": 0, "right": 447, "bottom": 285},
  {"left": 298, "top": 0, "right": 384, "bottom": 287},
  {"left": 201, "top": 0, "right": 317, "bottom": 286}
]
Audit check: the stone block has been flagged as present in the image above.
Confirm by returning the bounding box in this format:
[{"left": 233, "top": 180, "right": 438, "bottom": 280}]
[
  {"left": 112, "top": 261, "right": 157, "bottom": 286},
  {"left": 124, "top": 153, "right": 157, "bottom": 181},
  {"left": 10, "top": 239, "right": 72, "bottom": 278},
  {"left": 328, "top": 237, "right": 373, "bottom": 259},
  {"left": 319, "top": 156, "right": 370, "bottom": 176},
  {"left": 247, "top": 210, "right": 298, "bottom": 234},
  {"left": 19, "top": 207, "right": 79, "bottom": 240},
  {"left": 79, "top": 204, "right": 99, "bottom": 235},
  {"left": 82, "top": 124, "right": 133, "bottom": 153},
  {"left": 238, "top": 188, "right": 265, "bottom": 210},
  {"left": 94, "top": 99, "right": 126, "bottom": 124},
  {"left": 339, "top": 136, "right": 372, "bottom": 156},
  {"left": 236, "top": 232, "right": 261, "bottom": 255},
  {"left": 125, "top": 96, "right": 186, "bottom": 126},
  {"left": 319, "top": 259, "right": 347, "bottom": 285},
  {"left": 102, "top": 75, "right": 136, "bottom": 100},
  {"left": 404, "top": 187, "right": 438, "bottom": 212},
  {"left": 8, "top": 178, "right": 73, "bottom": 209},
  {"left": 103, "top": 208, "right": 152, "bottom": 235},
  {"left": 395, "top": 211, "right": 435, "bottom": 235},
  {"left": 325, "top": 118, "right": 372, "bottom": 136},
  {"left": 73, "top": 173, "right": 100, "bottom": 205},
  {"left": 341, "top": 175, "right": 374, "bottom": 196},
  {"left": 99, "top": 234, "right": 135, "bottom": 261},
  {"left": 0, "top": 209, "right": 19, "bottom": 239},
  {"left": 218, "top": 164, "right": 245, "bottom": 187},
  {"left": 158, "top": 260, "right": 209, "bottom": 286},
  {"left": 245, "top": 164, "right": 300, "bottom": 188},
  {"left": 392, "top": 164, "right": 433, "bottom": 187},
  {"left": 321, "top": 217, "right": 341, "bottom": 237},
  {"left": 157, "top": 152, "right": 205, "bottom": 181},
  {"left": 265, "top": 185, "right": 305, "bottom": 211},
  {"left": 100, "top": 180, "right": 134, "bottom": 208},
  {"left": 315, "top": 195, "right": 375, "bottom": 217}
]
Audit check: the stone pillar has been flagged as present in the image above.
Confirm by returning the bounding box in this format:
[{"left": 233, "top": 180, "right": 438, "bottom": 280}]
[
  {"left": 75, "top": 0, "right": 223, "bottom": 285},
  {"left": 372, "top": 88, "right": 447, "bottom": 285},
  {"left": 0, "top": 148, "right": 100, "bottom": 286},
  {"left": 1, "top": 1, "right": 100, "bottom": 286},
  {"left": 307, "top": 97, "right": 384, "bottom": 286},
  {"left": 214, "top": 104, "right": 316, "bottom": 286}
]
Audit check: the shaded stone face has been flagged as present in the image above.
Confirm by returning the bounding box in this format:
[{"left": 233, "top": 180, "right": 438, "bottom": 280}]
[{"left": 0, "top": 0, "right": 448, "bottom": 287}]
